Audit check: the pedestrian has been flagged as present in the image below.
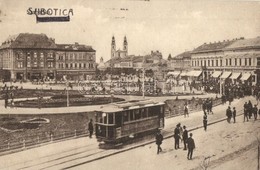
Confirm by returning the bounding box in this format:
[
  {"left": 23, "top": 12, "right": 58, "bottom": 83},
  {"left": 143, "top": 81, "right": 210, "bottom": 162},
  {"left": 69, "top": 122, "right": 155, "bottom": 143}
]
[
  {"left": 88, "top": 119, "right": 94, "bottom": 138},
  {"left": 253, "top": 104, "right": 258, "bottom": 120},
  {"left": 226, "top": 106, "right": 232, "bottom": 123},
  {"left": 155, "top": 129, "right": 163, "bottom": 154},
  {"left": 248, "top": 100, "right": 253, "bottom": 119},
  {"left": 184, "top": 104, "right": 189, "bottom": 118},
  {"left": 203, "top": 113, "right": 208, "bottom": 131},
  {"left": 232, "top": 107, "right": 236, "bottom": 123},
  {"left": 182, "top": 126, "right": 188, "bottom": 150},
  {"left": 187, "top": 133, "right": 195, "bottom": 160},
  {"left": 4, "top": 94, "right": 8, "bottom": 109},
  {"left": 208, "top": 99, "right": 213, "bottom": 114},
  {"left": 202, "top": 100, "right": 207, "bottom": 113},
  {"left": 174, "top": 123, "right": 181, "bottom": 150},
  {"left": 244, "top": 103, "right": 249, "bottom": 122}
]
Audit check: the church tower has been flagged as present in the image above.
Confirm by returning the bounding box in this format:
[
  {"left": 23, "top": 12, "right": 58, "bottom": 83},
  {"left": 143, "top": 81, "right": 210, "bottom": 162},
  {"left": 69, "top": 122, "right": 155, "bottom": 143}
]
[
  {"left": 111, "top": 36, "right": 116, "bottom": 58},
  {"left": 123, "top": 36, "right": 128, "bottom": 56}
]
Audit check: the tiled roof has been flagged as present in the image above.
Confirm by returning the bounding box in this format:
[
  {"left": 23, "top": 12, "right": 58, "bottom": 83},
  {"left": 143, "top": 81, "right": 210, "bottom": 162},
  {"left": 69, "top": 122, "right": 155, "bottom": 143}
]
[
  {"left": 224, "top": 37, "right": 260, "bottom": 50},
  {"left": 173, "top": 51, "right": 191, "bottom": 59},
  {"left": 192, "top": 39, "right": 240, "bottom": 53},
  {"left": 56, "top": 44, "right": 95, "bottom": 52},
  {"left": 0, "top": 33, "right": 57, "bottom": 49}
]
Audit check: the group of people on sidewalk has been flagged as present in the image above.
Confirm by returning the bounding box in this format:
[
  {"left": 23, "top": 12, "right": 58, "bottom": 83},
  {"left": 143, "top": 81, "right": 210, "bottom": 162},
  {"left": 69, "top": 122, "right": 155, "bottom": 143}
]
[{"left": 156, "top": 123, "right": 196, "bottom": 160}]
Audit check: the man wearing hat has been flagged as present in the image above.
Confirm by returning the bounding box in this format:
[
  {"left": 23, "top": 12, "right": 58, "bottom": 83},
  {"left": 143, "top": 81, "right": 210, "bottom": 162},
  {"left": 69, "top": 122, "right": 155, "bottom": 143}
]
[
  {"left": 155, "top": 129, "right": 163, "bottom": 154},
  {"left": 232, "top": 107, "right": 236, "bottom": 123},
  {"left": 174, "top": 124, "right": 181, "bottom": 149},
  {"left": 253, "top": 104, "right": 258, "bottom": 120},
  {"left": 182, "top": 126, "right": 188, "bottom": 150},
  {"left": 187, "top": 133, "right": 195, "bottom": 160}
]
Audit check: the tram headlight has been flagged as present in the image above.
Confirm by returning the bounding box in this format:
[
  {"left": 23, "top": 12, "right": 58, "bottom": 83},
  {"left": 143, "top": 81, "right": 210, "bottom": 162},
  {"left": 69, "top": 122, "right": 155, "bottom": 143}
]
[{"left": 102, "top": 112, "right": 106, "bottom": 117}]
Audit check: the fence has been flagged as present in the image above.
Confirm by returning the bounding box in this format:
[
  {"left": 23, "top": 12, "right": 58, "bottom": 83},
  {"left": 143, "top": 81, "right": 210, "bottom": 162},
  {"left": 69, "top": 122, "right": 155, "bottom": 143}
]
[{"left": 0, "top": 129, "right": 89, "bottom": 154}]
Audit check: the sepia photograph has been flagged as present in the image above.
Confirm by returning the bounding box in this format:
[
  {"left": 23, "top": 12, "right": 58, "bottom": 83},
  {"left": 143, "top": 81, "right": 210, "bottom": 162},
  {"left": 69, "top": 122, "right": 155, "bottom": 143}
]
[{"left": 0, "top": 0, "right": 260, "bottom": 169}]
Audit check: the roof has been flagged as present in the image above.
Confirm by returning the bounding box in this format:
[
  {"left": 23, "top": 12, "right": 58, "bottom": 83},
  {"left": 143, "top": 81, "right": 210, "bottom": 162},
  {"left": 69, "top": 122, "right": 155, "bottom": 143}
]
[
  {"left": 172, "top": 51, "right": 191, "bottom": 60},
  {"left": 56, "top": 44, "right": 95, "bottom": 52},
  {"left": 97, "top": 99, "right": 165, "bottom": 113},
  {"left": 0, "top": 33, "right": 57, "bottom": 49},
  {"left": 192, "top": 39, "right": 240, "bottom": 53},
  {"left": 224, "top": 37, "right": 260, "bottom": 50}
]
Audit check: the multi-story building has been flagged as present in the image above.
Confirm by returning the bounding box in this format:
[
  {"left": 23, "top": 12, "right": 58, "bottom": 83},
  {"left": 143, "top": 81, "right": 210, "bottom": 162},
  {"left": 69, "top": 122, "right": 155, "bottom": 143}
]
[
  {"left": 190, "top": 37, "right": 260, "bottom": 85},
  {"left": 56, "top": 43, "right": 96, "bottom": 81},
  {"left": 0, "top": 33, "right": 96, "bottom": 81},
  {"left": 0, "top": 33, "right": 57, "bottom": 81}
]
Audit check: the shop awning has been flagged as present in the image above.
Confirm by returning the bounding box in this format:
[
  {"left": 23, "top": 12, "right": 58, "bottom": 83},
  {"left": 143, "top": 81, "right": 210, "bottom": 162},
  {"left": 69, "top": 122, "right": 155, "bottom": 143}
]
[
  {"left": 193, "top": 70, "right": 202, "bottom": 77},
  {"left": 211, "top": 71, "right": 222, "bottom": 78},
  {"left": 220, "top": 72, "right": 232, "bottom": 79},
  {"left": 180, "top": 71, "right": 188, "bottom": 76},
  {"left": 240, "top": 73, "right": 251, "bottom": 81},
  {"left": 229, "top": 72, "right": 241, "bottom": 79},
  {"left": 167, "top": 71, "right": 180, "bottom": 77},
  {"left": 186, "top": 70, "right": 202, "bottom": 77}
]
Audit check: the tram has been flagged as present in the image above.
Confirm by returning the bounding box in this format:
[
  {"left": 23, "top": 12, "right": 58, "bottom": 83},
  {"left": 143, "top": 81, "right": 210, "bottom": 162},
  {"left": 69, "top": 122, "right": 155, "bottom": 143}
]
[{"left": 95, "top": 99, "right": 165, "bottom": 148}]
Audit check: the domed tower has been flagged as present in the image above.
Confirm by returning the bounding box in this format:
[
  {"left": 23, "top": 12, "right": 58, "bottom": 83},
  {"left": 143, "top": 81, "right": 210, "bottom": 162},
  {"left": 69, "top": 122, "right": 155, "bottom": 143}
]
[
  {"left": 111, "top": 36, "right": 116, "bottom": 59},
  {"left": 123, "top": 36, "right": 128, "bottom": 56}
]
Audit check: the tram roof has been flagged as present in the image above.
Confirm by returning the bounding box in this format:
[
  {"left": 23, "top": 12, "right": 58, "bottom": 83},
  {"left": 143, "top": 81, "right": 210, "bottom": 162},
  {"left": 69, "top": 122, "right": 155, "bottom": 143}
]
[{"left": 98, "top": 99, "right": 164, "bottom": 113}]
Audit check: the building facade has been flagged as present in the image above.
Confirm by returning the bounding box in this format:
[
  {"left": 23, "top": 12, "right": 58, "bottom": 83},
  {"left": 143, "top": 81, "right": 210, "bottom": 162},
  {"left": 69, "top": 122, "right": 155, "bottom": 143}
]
[{"left": 0, "top": 33, "right": 96, "bottom": 81}]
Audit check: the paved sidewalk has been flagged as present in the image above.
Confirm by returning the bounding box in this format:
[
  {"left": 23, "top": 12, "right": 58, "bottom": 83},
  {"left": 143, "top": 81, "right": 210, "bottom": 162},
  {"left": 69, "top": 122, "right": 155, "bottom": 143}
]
[{"left": 0, "top": 96, "right": 256, "bottom": 170}]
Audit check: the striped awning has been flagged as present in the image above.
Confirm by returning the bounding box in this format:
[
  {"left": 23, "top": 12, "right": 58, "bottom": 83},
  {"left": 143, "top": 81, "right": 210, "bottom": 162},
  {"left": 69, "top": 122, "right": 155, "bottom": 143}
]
[
  {"left": 229, "top": 72, "right": 241, "bottom": 79},
  {"left": 240, "top": 73, "right": 251, "bottom": 81},
  {"left": 211, "top": 71, "right": 222, "bottom": 78},
  {"left": 220, "top": 72, "right": 232, "bottom": 79}
]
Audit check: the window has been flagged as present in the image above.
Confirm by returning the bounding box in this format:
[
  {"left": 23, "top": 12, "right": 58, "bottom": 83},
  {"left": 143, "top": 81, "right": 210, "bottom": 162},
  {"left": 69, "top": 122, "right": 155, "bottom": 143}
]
[
  {"left": 226, "top": 59, "right": 228, "bottom": 66},
  {"left": 17, "top": 61, "right": 23, "bottom": 68},
  {"left": 66, "top": 64, "right": 68, "bottom": 68},
  {"left": 249, "top": 58, "right": 251, "bottom": 66},
  {"left": 40, "top": 53, "right": 44, "bottom": 60},
  {"left": 245, "top": 58, "right": 247, "bottom": 66},
  {"left": 34, "top": 52, "right": 37, "bottom": 59},
  {"left": 220, "top": 59, "right": 222, "bottom": 66},
  {"left": 27, "top": 53, "right": 31, "bottom": 60},
  {"left": 40, "top": 61, "right": 44, "bottom": 67},
  {"left": 33, "top": 61, "right": 37, "bottom": 67},
  {"left": 200, "top": 60, "right": 202, "bottom": 66},
  {"left": 48, "top": 53, "right": 53, "bottom": 58},
  {"left": 257, "top": 57, "right": 260, "bottom": 66},
  {"left": 208, "top": 60, "right": 210, "bottom": 66},
  {"left": 27, "top": 61, "right": 31, "bottom": 67},
  {"left": 239, "top": 58, "right": 242, "bottom": 66},
  {"left": 123, "top": 111, "right": 128, "bottom": 122},
  {"left": 70, "top": 63, "right": 73, "bottom": 68},
  {"left": 235, "top": 58, "right": 237, "bottom": 66},
  {"left": 216, "top": 60, "right": 218, "bottom": 67},
  {"left": 134, "top": 109, "right": 141, "bottom": 120},
  {"left": 47, "top": 62, "right": 53, "bottom": 68},
  {"left": 212, "top": 60, "right": 214, "bottom": 67},
  {"left": 229, "top": 58, "right": 232, "bottom": 66}
]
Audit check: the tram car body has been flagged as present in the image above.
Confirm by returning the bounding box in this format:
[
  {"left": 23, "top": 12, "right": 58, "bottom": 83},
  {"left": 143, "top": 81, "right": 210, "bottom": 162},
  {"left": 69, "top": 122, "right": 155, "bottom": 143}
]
[{"left": 95, "top": 99, "right": 165, "bottom": 148}]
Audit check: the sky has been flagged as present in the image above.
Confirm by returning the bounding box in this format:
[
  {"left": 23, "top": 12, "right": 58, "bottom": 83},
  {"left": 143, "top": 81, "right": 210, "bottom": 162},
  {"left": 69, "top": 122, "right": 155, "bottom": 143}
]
[{"left": 0, "top": 0, "right": 260, "bottom": 62}]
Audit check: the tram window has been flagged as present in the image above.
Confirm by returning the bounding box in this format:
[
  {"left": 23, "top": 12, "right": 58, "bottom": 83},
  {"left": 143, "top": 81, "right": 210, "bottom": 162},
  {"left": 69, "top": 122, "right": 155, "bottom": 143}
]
[
  {"left": 135, "top": 109, "right": 141, "bottom": 120},
  {"left": 130, "top": 110, "right": 135, "bottom": 121},
  {"left": 103, "top": 113, "right": 107, "bottom": 124},
  {"left": 123, "top": 111, "right": 129, "bottom": 122},
  {"left": 108, "top": 113, "right": 114, "bottom": 124},
  {"left": 141, "top": 109, "right": 147, "bottom": 118},
  {"left": 115, "top": 113, "right": 122, "bottom": 127}
]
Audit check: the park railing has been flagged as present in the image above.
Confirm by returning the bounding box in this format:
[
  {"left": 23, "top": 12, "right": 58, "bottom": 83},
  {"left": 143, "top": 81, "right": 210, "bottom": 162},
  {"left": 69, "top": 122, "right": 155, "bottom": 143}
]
[{"left": 0, "top": 129, "right": 89, "bottom": 154}]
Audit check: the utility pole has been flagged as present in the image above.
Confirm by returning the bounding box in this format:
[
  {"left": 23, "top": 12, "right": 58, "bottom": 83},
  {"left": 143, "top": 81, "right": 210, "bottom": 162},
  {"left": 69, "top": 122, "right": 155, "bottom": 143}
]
[{"left": 142, "top": 56, "right": 145, "bottom": 99}]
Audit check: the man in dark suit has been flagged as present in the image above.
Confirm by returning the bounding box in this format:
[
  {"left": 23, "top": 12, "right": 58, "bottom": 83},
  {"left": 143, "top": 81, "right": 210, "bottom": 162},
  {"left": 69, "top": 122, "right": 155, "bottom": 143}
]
[
  {"left": 187, "top": 133, "right": 195, "bottom": 160},
  {"left": 182, "top": 126, "right": 188, "bottom": 150},
  {"left": 155, "top": 130, "right": 163, "bottom": 154},
  {"left": 174, "top": 124, "right": 180, "bottom": 149},
  {"left": 88, "top": 119, "right": 94, "bottom": 138}
]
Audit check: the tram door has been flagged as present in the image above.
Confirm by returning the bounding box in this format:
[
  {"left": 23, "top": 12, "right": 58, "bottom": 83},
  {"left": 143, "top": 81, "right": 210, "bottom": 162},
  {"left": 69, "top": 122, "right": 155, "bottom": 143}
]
[{"left": 159, "top": 105, "right": 165, "bottom": 128}]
